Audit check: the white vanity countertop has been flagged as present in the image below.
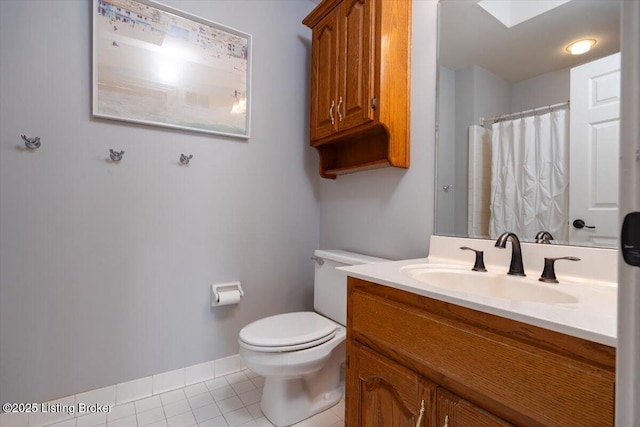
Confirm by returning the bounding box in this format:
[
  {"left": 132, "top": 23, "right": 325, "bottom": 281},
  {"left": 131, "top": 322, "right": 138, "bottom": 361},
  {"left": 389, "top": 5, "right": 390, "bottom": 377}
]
[{"left": 339, "top": 236, "right": 618, "bottom": 347}]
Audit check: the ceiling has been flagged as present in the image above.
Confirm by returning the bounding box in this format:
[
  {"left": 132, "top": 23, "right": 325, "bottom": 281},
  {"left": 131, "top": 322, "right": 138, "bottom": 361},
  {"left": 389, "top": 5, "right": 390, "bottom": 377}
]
[{"left": 438, "top": 0, "right": 620, "bottom": 83}]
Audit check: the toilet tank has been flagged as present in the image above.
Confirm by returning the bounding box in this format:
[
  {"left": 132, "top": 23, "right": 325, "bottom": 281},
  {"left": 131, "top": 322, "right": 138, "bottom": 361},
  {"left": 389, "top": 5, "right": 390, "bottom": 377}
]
[{"left": 313, "top": 249, "right": 389, "bottom": 326}]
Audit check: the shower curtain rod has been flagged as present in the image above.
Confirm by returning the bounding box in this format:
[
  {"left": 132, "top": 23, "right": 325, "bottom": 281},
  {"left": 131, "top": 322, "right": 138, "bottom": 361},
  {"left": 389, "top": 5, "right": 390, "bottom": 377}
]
[{"left": 480, "top": 100, "right": 570, "bottom": 126}]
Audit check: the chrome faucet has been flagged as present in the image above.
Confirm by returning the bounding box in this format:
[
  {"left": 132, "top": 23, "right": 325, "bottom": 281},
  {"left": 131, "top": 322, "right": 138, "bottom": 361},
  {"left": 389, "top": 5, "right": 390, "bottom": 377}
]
[
  {"left": 495, "top": 232, "right": 526, "bottom": 276},
  {"left": 535, "top": 231, "right": 554, "bottom": 244}
]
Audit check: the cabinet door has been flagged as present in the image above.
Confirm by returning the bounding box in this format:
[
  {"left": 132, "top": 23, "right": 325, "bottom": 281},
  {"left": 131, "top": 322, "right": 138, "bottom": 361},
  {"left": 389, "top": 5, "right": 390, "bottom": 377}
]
[
  {"left": 347, "top": 343, "right": 434, "bottom": 427},
  {"left": 310, "top": 10, "right": 340, "bottom": 141},
  {"left": 437, "top": 388, "right": 514, "bottom": 427},
  {"left": 338, "top": 0, "right": 374, "bottom": 131}
]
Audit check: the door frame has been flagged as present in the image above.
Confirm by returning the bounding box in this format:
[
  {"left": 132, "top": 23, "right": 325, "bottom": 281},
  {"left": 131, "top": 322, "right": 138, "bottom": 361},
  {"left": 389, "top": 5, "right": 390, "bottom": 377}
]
[{"left": 616, "top": 0, "right": 640, "bottom": 424}]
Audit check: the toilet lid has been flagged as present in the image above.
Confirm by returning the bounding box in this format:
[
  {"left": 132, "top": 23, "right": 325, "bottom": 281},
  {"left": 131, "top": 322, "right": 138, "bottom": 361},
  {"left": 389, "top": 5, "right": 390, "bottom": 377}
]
[{"left": 239, "top": 312, "right": 337, "bottom": 349}]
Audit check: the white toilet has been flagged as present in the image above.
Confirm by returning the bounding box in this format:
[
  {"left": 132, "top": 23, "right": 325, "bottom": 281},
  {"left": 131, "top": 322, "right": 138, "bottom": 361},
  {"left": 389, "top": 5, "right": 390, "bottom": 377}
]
[{"left": 238, "top": 249, "right": 387, "bottom": 426}]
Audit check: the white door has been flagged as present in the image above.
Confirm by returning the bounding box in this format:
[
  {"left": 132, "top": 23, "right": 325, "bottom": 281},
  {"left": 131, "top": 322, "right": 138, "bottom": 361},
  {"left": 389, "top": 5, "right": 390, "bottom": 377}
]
[{"left": 569, "top": 53, "right": 620, "bottom": 246}]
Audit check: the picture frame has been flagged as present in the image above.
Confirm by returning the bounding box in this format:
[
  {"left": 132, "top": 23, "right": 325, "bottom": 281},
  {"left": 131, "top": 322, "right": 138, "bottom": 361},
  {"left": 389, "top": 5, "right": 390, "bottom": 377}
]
[{"left": 92, "top": 0, "right": 251, "bottom": 138}]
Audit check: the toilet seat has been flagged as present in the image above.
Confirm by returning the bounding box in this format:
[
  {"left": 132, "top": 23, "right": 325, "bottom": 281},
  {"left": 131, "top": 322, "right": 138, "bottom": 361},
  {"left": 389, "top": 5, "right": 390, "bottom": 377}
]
[{"left": 239, "top": 312, "right": 337, "bottom": 352}]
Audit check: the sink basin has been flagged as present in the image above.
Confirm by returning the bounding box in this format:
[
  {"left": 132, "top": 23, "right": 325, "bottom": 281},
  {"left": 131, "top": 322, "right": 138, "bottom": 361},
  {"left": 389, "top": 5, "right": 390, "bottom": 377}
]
[{"left": 401, "top": 266, "right": 578, "bottom": 304}]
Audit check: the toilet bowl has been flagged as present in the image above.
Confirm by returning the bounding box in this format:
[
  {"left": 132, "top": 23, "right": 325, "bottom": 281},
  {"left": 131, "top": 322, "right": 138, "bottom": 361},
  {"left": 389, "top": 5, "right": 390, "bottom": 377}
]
[
  {"left": 238, "top": 250, "right": 387, "bottom": 426},
  {"left": 239, "top": 312, "right": 346, "bottom": 426}
]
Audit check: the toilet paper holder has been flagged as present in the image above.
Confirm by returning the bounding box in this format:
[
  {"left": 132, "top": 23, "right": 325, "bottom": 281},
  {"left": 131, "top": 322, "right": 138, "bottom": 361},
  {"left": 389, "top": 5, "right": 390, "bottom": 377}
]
[{"left": 211, "top": 281, "right": 244, "bottom": 306}]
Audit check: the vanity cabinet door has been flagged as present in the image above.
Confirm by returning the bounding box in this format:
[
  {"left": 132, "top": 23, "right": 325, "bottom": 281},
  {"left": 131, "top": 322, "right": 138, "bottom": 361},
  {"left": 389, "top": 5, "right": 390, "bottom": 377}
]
[
  {"left": 436, "top": 388, "right": 513, "bottom": 427},
  {"left": 347, "top": 342, "right": 435, "bottom": 427}
]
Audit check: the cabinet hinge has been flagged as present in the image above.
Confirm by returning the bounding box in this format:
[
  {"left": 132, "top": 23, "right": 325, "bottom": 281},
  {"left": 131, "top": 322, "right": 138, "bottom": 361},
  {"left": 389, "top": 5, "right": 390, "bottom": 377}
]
[{"left": 371, "top": 97, "right": 377, "bottom": 110}]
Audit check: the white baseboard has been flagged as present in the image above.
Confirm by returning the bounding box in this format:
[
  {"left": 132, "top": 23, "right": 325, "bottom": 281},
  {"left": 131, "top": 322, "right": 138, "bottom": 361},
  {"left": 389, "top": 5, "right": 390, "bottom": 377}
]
[{"left": 0, "top": 354, "right": 243, "bottom": 427}]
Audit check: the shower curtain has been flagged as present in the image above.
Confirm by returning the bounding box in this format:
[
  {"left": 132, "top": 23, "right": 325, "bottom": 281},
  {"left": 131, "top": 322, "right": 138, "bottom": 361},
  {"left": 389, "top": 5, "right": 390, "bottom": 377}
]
[{"left": 488, "top": 109, "right": 569, "bottom": 241}]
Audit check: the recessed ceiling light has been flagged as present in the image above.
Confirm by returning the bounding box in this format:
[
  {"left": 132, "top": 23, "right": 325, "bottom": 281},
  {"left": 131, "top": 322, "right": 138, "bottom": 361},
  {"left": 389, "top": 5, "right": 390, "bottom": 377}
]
[{"left": 566, "top": 39, "right": 597, "bottom": 55}]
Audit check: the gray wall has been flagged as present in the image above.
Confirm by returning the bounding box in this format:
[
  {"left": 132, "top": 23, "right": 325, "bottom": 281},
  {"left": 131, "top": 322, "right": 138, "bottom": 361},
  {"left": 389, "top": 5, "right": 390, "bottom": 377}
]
[
  {"left": 452, "top": 66, "right": 474, "bottom": 236},
  {"left": 0, "top": 0, "right": 319, "bottom": 404},
  {"left": 0, "top": 0, "right": 441, "bottom": 405},
  {"left": 448, "top": 65, "right": 511, "bottom": 235},
  {"left": 473, "top": 66, "right": 512, "bottom": 123},
  {"left": 511, "top": 68, "right": 570, "bottom": 113},
  {"left": 318, "top": 0, "right": 437, "bottom": 261},
  {"left": 436, "top": 66, "right": 456, "bottom": 235}
]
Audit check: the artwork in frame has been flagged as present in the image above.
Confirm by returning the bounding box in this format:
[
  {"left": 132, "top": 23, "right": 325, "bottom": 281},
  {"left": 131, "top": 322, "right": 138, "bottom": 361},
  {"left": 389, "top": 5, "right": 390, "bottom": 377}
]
[{"left": 93, "top": 0, "right": 251, "bottom": 138}]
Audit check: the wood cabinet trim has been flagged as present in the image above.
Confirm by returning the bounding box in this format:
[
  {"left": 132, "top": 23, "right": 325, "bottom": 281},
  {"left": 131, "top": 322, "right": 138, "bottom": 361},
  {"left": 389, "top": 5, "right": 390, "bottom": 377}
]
[{"left": 303, "top": 0, "right": 342, "bottom": 28}]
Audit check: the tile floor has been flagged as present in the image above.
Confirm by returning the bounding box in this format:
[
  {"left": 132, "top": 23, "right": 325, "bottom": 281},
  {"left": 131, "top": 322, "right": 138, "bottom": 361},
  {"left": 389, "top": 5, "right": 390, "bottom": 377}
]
[{"left": 46, "top": 370, "right": 344, "bottom": 427}]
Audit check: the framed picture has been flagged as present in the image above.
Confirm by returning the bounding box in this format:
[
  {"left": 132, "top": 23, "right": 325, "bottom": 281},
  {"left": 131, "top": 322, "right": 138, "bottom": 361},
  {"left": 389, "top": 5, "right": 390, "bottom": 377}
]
[{"left": 92, "top": 0, "right": 251, "bottom": 138}]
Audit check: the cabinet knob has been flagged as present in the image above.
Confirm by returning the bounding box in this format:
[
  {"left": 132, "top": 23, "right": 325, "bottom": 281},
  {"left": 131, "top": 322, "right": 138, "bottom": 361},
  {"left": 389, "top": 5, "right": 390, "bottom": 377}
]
[
  {"left": 415, "top": 400, "right": 425, "bottom": 427},
  {"left": 337, "top": 96, "right": 343, "bottom": 121},
  {"left": 329, "top": 100, "right": 335, "bottom": 125}
]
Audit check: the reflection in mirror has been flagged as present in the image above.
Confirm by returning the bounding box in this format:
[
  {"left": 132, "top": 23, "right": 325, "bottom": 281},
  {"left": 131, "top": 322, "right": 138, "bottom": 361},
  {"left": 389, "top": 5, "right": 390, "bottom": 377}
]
[{"left": 435, "top": 0, "right": 620, "bottom": 248}]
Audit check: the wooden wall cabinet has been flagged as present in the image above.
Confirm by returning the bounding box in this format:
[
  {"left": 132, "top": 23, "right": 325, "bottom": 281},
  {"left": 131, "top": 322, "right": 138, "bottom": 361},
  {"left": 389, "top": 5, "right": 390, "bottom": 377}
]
[
  {"left": 303, "top": 0, "right": 411, "bottom": 179},
  {"left": 346, "top": 277, "right": 616, "bottom": 426}
]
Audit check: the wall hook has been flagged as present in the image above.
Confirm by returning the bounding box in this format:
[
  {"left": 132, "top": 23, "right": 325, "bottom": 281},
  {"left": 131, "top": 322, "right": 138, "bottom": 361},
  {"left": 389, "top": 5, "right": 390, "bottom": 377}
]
[
  {"left": 21, "top": 135, "right": 41, "bottom": 150},
  {"left": 179, "top": 154, "right": 193, "bottom": 165},
  {"left": 109, "top": 149, "right": 124, "bottom": 161}
]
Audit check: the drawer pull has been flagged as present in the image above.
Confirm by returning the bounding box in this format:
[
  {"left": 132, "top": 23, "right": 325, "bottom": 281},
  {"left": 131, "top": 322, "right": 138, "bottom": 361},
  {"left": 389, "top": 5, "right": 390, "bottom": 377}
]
[
  {"left": 444, "top": 415, "right": 449, "bottom": 427},
  {"left": 415, "top": 400, "right": 425, "bottom": 427},
  {"left": 329, "top": 100, "right": 335, "bottom": 125}
]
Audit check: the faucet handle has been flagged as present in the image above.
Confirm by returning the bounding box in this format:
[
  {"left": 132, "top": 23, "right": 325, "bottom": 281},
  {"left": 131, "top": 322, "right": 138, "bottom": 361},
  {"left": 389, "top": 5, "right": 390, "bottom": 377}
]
[
  {"left": 460, "top": 247, "right": 487, "bottom": 272},
  {"left": 535, "top": 231, "right": 554, "bottom": 244},
  {"left": 539, "top": 257, "right": 580, "bottom": 283}
]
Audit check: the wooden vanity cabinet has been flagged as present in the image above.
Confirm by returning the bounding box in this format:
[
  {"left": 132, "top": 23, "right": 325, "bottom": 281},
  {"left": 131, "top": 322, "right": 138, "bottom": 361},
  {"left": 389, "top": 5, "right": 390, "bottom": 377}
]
[
  {"left": 303, "top": 0, "right": 411, "bottom": 178},
  {"left": 346, "top": 277, "right": 616, "bottom": 427}
]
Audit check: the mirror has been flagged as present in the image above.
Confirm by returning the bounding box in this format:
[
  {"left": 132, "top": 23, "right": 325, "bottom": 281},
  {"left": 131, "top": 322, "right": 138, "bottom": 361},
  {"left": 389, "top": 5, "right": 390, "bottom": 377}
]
[{"left": 435, "top": 0, "right": 621, "bottom": 248}]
